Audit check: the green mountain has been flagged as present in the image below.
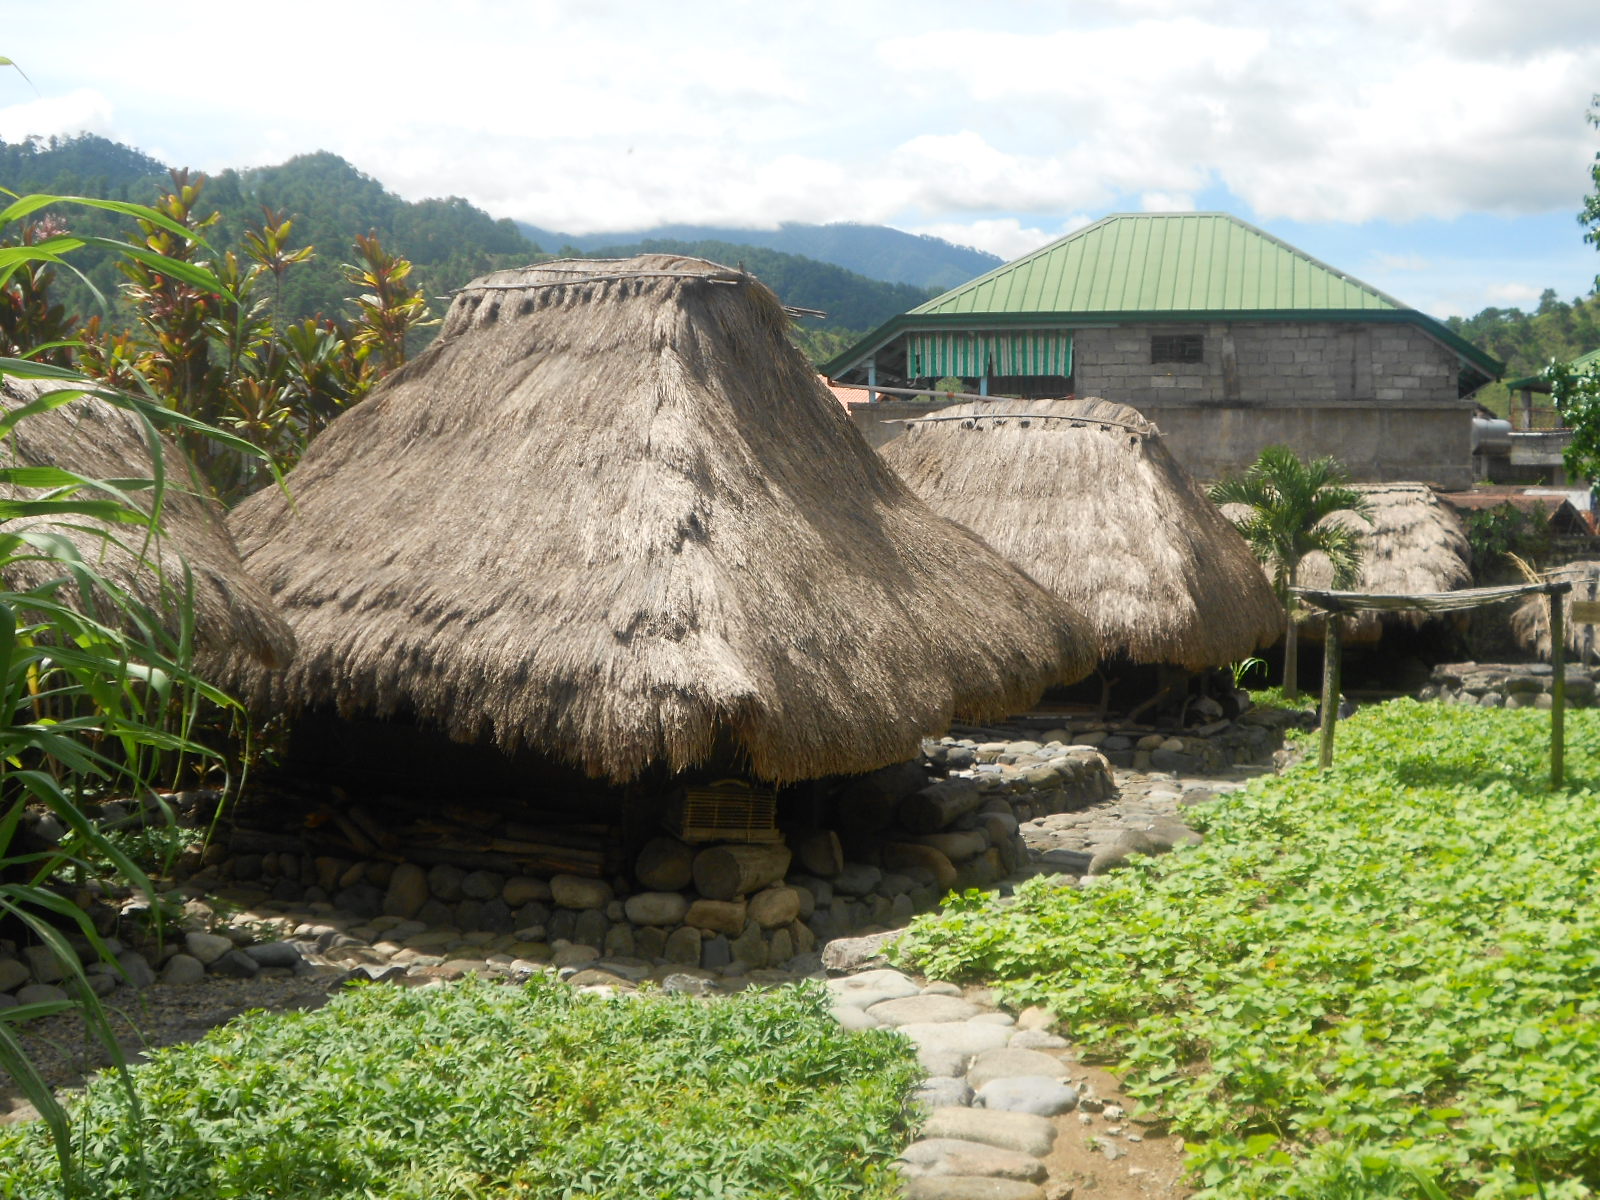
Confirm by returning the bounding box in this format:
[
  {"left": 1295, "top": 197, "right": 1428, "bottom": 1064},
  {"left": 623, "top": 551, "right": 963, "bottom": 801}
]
[
  {"left": 574, "top": 237, "right": 935, "bottom": 332},
  {"left": 2, "top": 135, "right": 542, "bottom": 326},
  {"left": 520, "top": 220, "right": 1001, "bottom": 290}
]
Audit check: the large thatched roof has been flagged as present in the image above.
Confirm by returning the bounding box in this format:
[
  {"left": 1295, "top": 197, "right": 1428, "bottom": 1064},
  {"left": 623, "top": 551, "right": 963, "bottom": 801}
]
[
  {"left": 1295, "top": 483, "right": 1472, "bottom": 642},
  {"left": 1512, "top": 561, "right": 1600, "bottom": 661},
  {"left": 879, "top": 396, "right": 1281, "bottom": 670},
  {"left": 224, "top": 255, "right": 1093, "bottom": 784},
  {"left": 0, "top": 376, "right": 295, "bottom": 670}
]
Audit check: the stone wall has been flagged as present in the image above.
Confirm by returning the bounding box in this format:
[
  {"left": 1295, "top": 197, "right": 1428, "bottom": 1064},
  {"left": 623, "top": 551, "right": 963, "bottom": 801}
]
[{"left": 1420, "top": 662, "right": 1600, "bottom": 709}]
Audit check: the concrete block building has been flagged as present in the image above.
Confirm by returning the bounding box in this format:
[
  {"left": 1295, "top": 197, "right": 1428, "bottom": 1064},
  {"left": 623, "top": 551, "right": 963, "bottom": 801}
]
[{"left": 824, "top": 213, "right": 1502, "bottom": 488}]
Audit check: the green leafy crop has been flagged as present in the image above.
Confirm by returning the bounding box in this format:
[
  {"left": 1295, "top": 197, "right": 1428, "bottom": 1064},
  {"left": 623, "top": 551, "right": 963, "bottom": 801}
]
[
  {"left": 0, "top": 976, "right": 921, "bottom": 1200},
  {"left": 899, "top": 700, "right": 1600, "bottom": 1198}
]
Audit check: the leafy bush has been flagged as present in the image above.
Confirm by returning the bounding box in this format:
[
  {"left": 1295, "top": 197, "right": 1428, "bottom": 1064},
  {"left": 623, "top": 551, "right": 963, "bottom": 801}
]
[
  {"left": 0, "top": 976, "right": 921, "bottom": 1200},
  {"left": 899, "top": 700, "right": 1600, "bottom": 1198}
]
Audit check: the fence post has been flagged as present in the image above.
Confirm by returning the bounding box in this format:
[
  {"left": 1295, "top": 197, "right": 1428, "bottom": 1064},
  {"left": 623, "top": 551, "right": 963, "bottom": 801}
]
[
  {"left": 1551, "top": 586, "right": 1566, "bottom": 789},
  {"left": 1319, "top": 609, "right": 1343, "bottom": 769}
]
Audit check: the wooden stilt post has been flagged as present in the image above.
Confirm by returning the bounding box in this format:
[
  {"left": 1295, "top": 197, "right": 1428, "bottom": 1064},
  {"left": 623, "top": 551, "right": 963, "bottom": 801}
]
[
  {"left": 1551, "top": 586, "right": 1566, "bottom": 790},
  {"left": 1319, "top": 608, "right": 1343, "bottom": 769}
]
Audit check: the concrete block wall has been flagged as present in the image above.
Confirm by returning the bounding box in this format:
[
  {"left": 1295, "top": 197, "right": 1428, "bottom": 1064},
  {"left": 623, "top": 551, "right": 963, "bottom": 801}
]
[{"left": 846, "top": 318, "right": 1476, "bottom": 485}]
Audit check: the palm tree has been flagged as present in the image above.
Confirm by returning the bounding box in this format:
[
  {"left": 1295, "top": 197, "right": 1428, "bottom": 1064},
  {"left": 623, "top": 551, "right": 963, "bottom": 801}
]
[{"left": 1209, "top": 446, "right": 1372, "bottom": 699}]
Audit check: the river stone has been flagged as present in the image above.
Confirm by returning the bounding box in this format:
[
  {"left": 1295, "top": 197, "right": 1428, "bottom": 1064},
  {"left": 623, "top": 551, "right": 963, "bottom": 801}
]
[
  {"left": 458, "top": 870, "right": 503, "bottom": 901},
  {"left": 831, "top": 1004, "right": 881, "bottom": 1031},
  {"left": 748, "top": 886, "right": 802, "bottom": 929},
  {"left": 730, "top": 921, "right": 769, "bottom": 968},
  {"left": 624, "top": 891, "right": 690, "bottom": 927},
  {"left": 663, "top": 926, "right": 702, "bottom": 965},
  {"left": 603, "top": 924, "right": 635, "bottom": 958},
  {"left": 920, "top": 1107, "right": 1057, "bottom": 1157},
  {"left": 966, "top": 1047, "right": 1072, "bottom": 1090},
  {"left": 550, "top": 875, "right": 612, "bottom": 911},
  {"left": 828, "top": 967, "right": 922, "bottom": 1004},
  {"left": 912, "top": 1077, "right": 974, "bottom": 1111},
  {"left": 0, "top": 958, "right": 29, "bottom": 993},
  {"left": 700, "top": 934, "right": 732, "bottom": 969},
  {"left": 426, "top": 864, "right": 466, "bottom": 902},
  {"left": 502, "top": 876, "right": 551, "bottom": 906},
  {"left": 158, "top": 954, "right": 205, "bottom": 985},
  {"left": 1006, "top": 1029, "right": 1070, "bottom": 1051},
  {"left": 184, "top": 930, "right": 233, "bottom": 965},
  {"left": 552, "top": 943, "right": 599, "bottom": 968},
  {"left": 22, "top": 945, "right": 67, "bottom": 984},
  {"left": 572, "top": 908, "right": 610, "bottom": 949},
  {"left": 114, "top": 950, "right": 156, "bottom": 989},
  {"left": 383, "top": 864, "right": 430, "bottom": 919},
  {"left": 16, "top": 983, "right": 68, "bottom": 1006},
  {"left": 895, "top": 1021, "right": 1012, "bottom": 1075},
  {"left": 975, "top": 1077, "right": 1079, "bottom": 1116},
  {"left": 684, "top": 898, "right": 747, "bottom": 934},
  {"left": 820, "top": 930, "right": 898, "bottom": 973},
  {"left": 832, "top": 862, "right": 883, "bottom": 896},
  {"left": 210, "top": 950, "right": 261, "bottom": 979},
  {"left": 867, "top": 994, "right": 981, "bottom": 1026},
  {"left": 900, "top": 1138, "right": 1048, "bottom": 1183},
  {"left": 903, "top": 1178, "right": 1044, "bottom": 1200},
  {"left": 243, "top": 941, "right": 306, "bottom": 969}
]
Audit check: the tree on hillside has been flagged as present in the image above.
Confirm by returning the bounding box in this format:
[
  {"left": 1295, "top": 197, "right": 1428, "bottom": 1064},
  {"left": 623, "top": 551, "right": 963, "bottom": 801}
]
[
  {"left": 1547, "top": 94, "right": 1600, "bottom": 483},
  {"left": 1210, "top": 447, "right": 1370, "bottom": 700}
]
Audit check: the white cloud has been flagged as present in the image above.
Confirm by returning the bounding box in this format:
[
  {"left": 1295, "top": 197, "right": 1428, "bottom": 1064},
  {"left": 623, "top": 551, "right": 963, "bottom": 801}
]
[
  {"left": 1485, "top": 283, "right": 1545, "bottom": 305},
  {"left": 906, "top": 216, "right": 1094, "bottom": 260},
  {"left": 1141, "top": 193, "right": 1197, "bottom": 213},
  {"left": 0, "top": 89, "right": 115, "bottom": 144}
]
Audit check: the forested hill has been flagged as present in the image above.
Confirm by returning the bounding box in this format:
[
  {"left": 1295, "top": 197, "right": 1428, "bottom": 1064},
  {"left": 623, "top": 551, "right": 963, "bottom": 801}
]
[
  {"left": 520, "top": 220, "right": 1002, "bottom": 291},
  {"left": 575, "top": 238, "right": 935, "bottom": 332},
  {"left": 1, "top": 135, "right": 938, "bottom": 359},
  {"left": 1446, "top": 290, "right": 1600, "bottom": 413},
  {"left": 1, "top": 135, "right": 541, "bottom": 324}
]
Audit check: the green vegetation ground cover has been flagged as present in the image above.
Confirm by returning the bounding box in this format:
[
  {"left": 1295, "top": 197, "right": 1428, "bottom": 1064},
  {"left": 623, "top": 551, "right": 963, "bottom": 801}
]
[
  {"left": 0, "top": 976, "right": 919, "bottom": 1200},
  {"left": 899, "top": 700, "right": 1600, "bottom": 1198}
]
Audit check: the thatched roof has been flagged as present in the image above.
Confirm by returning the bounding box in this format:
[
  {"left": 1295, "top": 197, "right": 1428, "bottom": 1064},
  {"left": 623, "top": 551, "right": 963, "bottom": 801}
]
[
  {"left": 879, "top": 397, "right": 1282, "bottom": 670},
  {"left": 0, "top": 376, "right": 295, "bottom": 670},
  {"left": 1512, "top": 561, "right": 1600, "bottom": 661},
  {"left": 1296, "top": 483, "right": 1472, "bottom": 642},
  {"left": 224, "top": 255, "right": 1093, "bottom": 785}
]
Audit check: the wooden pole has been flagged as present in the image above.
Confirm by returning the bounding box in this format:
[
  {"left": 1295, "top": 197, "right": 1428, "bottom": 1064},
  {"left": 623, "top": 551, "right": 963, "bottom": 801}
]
[
  {"left": 1551, "top": 586, "right": 1566, "bottom": 789},
  {"left": 1319, "top": 609, "right": 1343, "bottom": 769}
]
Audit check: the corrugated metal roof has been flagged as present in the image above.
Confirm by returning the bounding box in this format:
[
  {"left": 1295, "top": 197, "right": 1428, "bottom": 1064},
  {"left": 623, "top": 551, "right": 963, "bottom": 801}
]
[
  {"left": 1503, "top": 346, "right": 1600, "bottom": 391},
  {"left": 912, "top": 213, "right": 1404, "bottom": 317}
]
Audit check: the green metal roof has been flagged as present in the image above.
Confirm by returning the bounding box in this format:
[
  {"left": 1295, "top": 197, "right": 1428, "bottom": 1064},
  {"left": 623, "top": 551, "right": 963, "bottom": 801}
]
[
  {"left": 822, "top": 213, "right": 1502, "bottom": 383},
  {"left": 912, "top": 213, "right": 1404, "bottom": 316},
  {"left": 1504, "top": 346, "right": 1600, "bottom": 392}
]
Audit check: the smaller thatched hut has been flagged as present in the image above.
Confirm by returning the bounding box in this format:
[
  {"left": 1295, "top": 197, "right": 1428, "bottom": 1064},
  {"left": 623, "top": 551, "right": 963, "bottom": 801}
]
[
  {"left": 1512, "top": 561, "right": 1600, "bottom": 662},
  {"left": 879, "top": 396, "right": 1281, "bottom": 671},
  {"left": 1296, "top": 483, "right": 1472, "bottom": 644},
  {"left": 225, "top": 256, "right": 1095, "bottom": 785},
  {"left": 0, "top": 376, "right": 295, "bottom": 671}
]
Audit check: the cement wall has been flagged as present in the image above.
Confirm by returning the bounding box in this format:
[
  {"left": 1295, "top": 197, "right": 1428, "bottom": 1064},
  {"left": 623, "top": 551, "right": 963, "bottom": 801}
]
[{"left": 847, "top": 319, "right": 1477, "bottom": 488}]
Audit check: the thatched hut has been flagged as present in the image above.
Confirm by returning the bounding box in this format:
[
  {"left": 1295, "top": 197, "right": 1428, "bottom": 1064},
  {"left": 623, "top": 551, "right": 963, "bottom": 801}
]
[
  {"left": 224, "top": 255, "right": 1093, "bottom": 785},
  {"left": 1512, "top": 561, "right": 1600, "bottom": 662},
  {"left": 1297, "top": 483, "right": 1472, "bottom": 644},
  {"left": 0, "top": 376, "right": 294, "bottom": 670},
  {"left": 879, "top": 397, "right": 1281, "bottom": 671}
]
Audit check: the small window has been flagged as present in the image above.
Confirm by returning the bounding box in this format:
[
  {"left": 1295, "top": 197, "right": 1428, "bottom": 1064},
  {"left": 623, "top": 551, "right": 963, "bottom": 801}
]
[{"left": 1151, "top": 333, "right": 1203, "bottom": 364}]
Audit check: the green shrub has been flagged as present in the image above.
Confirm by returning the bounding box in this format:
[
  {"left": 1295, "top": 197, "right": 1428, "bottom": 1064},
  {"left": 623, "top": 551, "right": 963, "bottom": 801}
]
[
  {"left": 899, "top": 700, "right": 1600, "bottom": 1198},
  {"left": 0, "top": 976, "right": 921, "bottom": 1200}
]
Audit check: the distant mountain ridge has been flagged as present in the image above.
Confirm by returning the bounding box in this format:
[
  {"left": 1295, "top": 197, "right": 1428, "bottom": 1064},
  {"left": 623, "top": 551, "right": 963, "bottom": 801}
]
[{"left": 518, "top": 220, "right": 1001, "bottom": 291}]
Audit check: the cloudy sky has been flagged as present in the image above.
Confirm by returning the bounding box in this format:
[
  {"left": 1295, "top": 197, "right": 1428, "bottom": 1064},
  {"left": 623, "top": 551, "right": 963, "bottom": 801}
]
[{"left": 4, "top": 0, "right": 1598, "bottom": 319}]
